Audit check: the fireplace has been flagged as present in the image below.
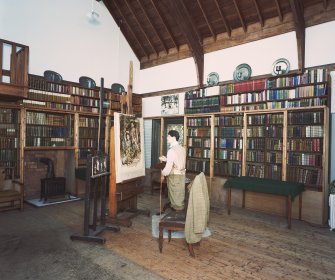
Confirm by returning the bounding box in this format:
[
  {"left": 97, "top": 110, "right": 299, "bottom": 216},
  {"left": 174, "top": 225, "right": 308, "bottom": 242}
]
[{"left": 39, "top": 158, "right": 66, "bottom": 202}]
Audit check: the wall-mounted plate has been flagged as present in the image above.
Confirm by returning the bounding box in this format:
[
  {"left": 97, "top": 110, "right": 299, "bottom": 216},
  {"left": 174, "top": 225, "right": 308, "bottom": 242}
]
[
  {"left": 207, "top": 72, "right": 219, "bottom": 86},
  {"left": 44, "top": 70, "right": 62, "bottom": 82},
  {"left": 111, "top": 83, "right": 125, "bottom": 94},
  {"left": 233, "top": 63, "right": 252, "bottom": 81},
  {"left": 272, "top": 58, "right": 290, "bottom": 76},
  {"left": 79, "top": 76, "right": 96, "bottom": 89}
]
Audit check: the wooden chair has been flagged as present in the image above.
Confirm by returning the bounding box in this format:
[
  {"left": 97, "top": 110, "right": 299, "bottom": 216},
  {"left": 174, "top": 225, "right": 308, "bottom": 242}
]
[
  {"left": 158, "top": 172, "right": 209, "bottom": 258},
  {"left": 0, "top": 167, "right": 23, "bottom": 211},
  {"left": 158, "top": 209, "right": 195, "bottom": 257}
]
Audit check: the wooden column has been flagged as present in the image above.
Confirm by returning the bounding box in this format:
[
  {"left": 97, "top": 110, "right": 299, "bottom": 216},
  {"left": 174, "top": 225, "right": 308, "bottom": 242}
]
[{"left": 108, "top": 126, "right": 117, "bottom": 219}]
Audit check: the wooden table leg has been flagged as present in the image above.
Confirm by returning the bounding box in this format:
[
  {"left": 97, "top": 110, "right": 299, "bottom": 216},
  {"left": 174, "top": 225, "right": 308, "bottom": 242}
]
[
  {"left": 227, "top": 187, "right": 231, "bottom": 215},
  {"left": 242, "top": 190, "right": 245, "bottom": 208},
  {"left": 287, "top": 195, "right": 292, "bottom": 229},
  {"left": 299, "top": 193, "right": 302, "bottom": 220},
  {"left": 159, "top": 226, "right": 163, "bottom": 253}
]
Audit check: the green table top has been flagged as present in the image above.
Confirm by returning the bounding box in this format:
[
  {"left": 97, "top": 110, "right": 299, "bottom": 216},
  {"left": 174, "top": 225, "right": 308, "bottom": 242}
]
[{"left": 224, "top": 176, "right": 305, "bottom": 200}]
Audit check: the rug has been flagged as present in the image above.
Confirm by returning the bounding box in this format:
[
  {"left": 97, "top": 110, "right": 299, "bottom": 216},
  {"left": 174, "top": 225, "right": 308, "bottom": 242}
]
[
  {"left": 151, "top": 214, "right": 211, "bottom": 239},
  {"left": 25, "top": 195, "right": 81, "bottom": 207}
]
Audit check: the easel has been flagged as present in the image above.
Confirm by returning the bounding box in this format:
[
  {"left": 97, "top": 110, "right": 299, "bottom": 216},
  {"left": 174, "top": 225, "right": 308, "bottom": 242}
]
[
  {"left": 70, "top": 78, "right": 120, "bottom": 243},
  {"left": 107, "top": 61, "right": 150, "bottom": 227}
]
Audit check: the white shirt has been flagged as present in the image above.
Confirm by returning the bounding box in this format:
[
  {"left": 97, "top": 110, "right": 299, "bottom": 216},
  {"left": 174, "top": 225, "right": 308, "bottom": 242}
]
[{"left": 162, "top": 141, "right": 186, "bottom": 176}]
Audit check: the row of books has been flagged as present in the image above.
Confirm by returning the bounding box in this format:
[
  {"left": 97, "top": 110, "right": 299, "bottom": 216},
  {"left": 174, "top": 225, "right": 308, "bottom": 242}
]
[
  {"left": 287, "top": 125, "right": 323, "bottom": 138},
  {"left": 287, "top": 139, "right": 322, "bottom": 152},
  {"left": 266, "top": 69, "right": 328, "bottom": 88},
  {"left": 79, "top": 139, "right": 98, "bottom": 148},
  {"left": 265, "top": 151, "right": 283, "bottom": 164},
  {"left": 220, "top": 91, "right": 266, "bottom": 105},
  {"left": 247, "top": 164, "right": 282, "bottom": 180},
  {"left": 186, "top": 159, "right": 210, "bottom": 174},
  {"left": 0, "top": 138, "right": 19, "bottom": 148},
  {"left": 247, "top": 126, "right": 283, "bottom": 138},
  {"left": 28, "top": 90, "right": 71, "bottom": 103},
  {"left": 221, "top": 103, "right": 267, "bottom": 112},
  {"left": 0, "top": 150, "right": 18, "bottom": 161},
  {"left": 266, "top": 84, "right": 326, "bottom": 100},
  {"left": 215, "top": 150, "right": 242, "bottom": 161},
  {"left": 246, "top": 138, "right": 283, "bottom": 150},
  {"left": 217, "top": 127, "right": 243, "bottom": 138},
  {"left": 26, "top": 126, "right": 71, "bottom": 137},
  {"left": 184, "top": 106, "right": 220, "bottom": 114},
  {"left": 29, "top": 77, "right": 71, "bottom": 94},
  {"left": 268, "top": 98, "right": 326, "bottom": 109},
  {"left": 214, "top": 115, "right": 243, "bottom": 126},
  {"left": 187, "top": 117, "right": 211, "bottom": 127},
  {"left": 214, "top": 161, "right": 241, "bottom": 177},
  {"left": 188, "top": 128, "right": 211, "bottom": 138},
  {"left": 187, "top": 137, "right": 210, "bottom": 148},
  {"left": 216, "top": 138, "right": 243, "bottom": 149},
  {"left": 287, "top": 153, "right": 322, "bottom": 167},
  {"left": 0, "top": 126, "right": 18, "bottom": 137},
  {"left": 0, "top": 109, "right": 19, "bottom": 123},
  {"left": 184, "top": 96, "right": 219, "bottom": 108},
  {"left": 220, "top": 79, "right": 267, "bottom": 94},
  {"left": 287, "top": 167, "right": 322, "bottom": 188},
  {"left": 247, "top": 114, "right": 284, "bottom": 125},
  {"left": 79, "top": 117, "right": 99, "bottom": 128},
  {"left": 288, "top": 111, "right": 323, "bottom": 124},
  {"left": 72, "top": 96, "right": 100, "bottom": 107},
  {"left": 79, "top": 129, "right": 102, "bottom": 138},
  {"left": 26, "top": 137, "right": 73, "bottom": 147},
  {"left": 187, "top": 148, "right": 210, "bottom": 158},
  {"left": 246, "top": 151, "right": 265, "bottom": 162},
  {"left": 26, "top": 112, "right": 71, "bottom": 126}
]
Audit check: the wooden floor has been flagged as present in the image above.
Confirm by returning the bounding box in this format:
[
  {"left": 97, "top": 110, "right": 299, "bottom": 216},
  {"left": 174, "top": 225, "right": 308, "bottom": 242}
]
[{"left": 103, "top": 191, "right": 335, "bottom": 280}]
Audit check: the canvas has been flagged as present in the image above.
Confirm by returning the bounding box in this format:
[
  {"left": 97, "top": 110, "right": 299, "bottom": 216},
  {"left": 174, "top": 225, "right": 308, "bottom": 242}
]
[
  {"left": 161, "top": 94, "right": 179, "bottom": 115},
  {"left": 114, "top": 112, "right": 145, "bottom": 183}
]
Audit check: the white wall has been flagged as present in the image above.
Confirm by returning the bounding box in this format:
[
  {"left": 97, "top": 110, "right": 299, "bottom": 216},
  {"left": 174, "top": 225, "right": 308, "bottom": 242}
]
[{"left": 0, "top": 0, "right": 139, "bottom": 89}]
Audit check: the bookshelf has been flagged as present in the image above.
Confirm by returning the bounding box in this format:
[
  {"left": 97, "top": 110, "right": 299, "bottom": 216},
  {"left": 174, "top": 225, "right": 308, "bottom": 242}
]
[
  {"left": 184, "top": 88, "right": 220, "bottom": 114},
  {"left": 286, "top": 109, "right": 326, "bottom": 191},
  {"left": 214, "top": 114, "right": 243, "bottom": 177},
  {"left": 0, "top": 108, "right": 20, "bottom": 178},
  {"left": 245, "top": 112, "right": 284, "bottom": 180},
  {"left": 78, "top": 115, "right": 104, "bottom": 166},
  {"left": 25, "top": 110, "right": 74, "bottom": 148},
  {"left": 186, "top": 116, "right": 211, "bottom": 174}
]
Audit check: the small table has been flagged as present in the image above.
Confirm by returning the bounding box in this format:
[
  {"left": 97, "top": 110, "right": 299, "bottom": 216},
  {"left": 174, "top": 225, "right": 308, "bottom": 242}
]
[{"left": 224, "top": 176, "right": 305, "bottom": 229}]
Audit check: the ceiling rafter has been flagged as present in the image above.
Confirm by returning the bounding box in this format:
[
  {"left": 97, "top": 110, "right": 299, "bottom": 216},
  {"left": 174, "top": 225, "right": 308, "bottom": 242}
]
[
  {"left": 124, "top": 0, "right": 158, "bottom": 56},
  {"left": 196, "top": 0, "right": 216, "bottom": 40},
  {"left": 180, "top": 1, "right": 203, "bottom": 44},
  {"left": 274, "top": 0, "right": 283, "bottom": 22},
  {"left": 214, "top": 0, "right": 231, "bottom": 37},
  {"left": 150, "top": 0, "right": 178, "bottom": 50},
  {"left": 108, "top": 0, "right": 149, "bottom": 59},
  {"left": 289, "top": 0, "right": 306, "bottom": 71},
  {"left": 252, "top": 0, "right": 264, "bottom": 27},
  {"left": 165, "top": 0, "right": 204, "bottom": 87},
  {"left": 233, "top": 0, "right": 247, "bottom": 32},
  {"left": 136, "top": 0, "right": 168, "bottom": 54}
]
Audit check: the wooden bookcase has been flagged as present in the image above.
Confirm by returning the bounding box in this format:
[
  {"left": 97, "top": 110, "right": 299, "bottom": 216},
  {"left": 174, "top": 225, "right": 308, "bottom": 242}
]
[
  {"left": 0, "top": 107, "right": 20, "bottom": 178},
  {"left": 184, "top": 88, "right": 220, "bottom": 114}
]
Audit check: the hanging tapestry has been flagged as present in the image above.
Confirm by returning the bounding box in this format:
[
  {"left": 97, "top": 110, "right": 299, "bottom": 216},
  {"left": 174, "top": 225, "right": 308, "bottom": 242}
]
[{"left": 114, "top": 112, "right": 145, "bottom": 183}]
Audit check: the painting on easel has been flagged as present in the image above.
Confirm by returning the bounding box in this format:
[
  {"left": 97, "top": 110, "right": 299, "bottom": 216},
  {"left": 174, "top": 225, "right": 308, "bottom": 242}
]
[{"left": 114, "top": 112, "right": 145, "bottom": 183}]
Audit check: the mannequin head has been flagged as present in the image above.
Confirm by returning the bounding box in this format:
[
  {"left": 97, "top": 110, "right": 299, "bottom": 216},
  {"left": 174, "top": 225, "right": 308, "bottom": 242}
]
[{"left": 167, "top": 130, "right": 179, "bottom": 144}]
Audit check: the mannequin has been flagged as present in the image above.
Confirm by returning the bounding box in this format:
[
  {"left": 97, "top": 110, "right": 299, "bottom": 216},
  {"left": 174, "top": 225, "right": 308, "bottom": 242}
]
[{"left": 160, "top": 130, "right": 186, "bottom": 211}]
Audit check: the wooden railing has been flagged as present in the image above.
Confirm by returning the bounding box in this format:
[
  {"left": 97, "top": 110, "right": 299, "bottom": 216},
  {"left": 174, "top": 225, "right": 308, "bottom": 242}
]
[{"left": 0, "top": 39, "right": 29, "bottom": 100}]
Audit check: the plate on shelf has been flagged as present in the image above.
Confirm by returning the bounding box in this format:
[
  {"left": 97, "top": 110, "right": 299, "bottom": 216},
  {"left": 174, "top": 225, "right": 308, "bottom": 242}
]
[
  {"left": 207, "top": 72, "right": 219, "bottom": 86},
  {"left": 272, "top": 58, "right": 290, "bottom": 76},
  {"left": 111, "top": 83, "right": 125, "bottom": 94},
  {"left": 233, "top": 63, "right": 252, "bottom": 81},
  {"left": 44, "top": 70, "right": 62, "bottom": 82},
  {"left": 79, "top": 76, "right": 96, "bottom": 89}
]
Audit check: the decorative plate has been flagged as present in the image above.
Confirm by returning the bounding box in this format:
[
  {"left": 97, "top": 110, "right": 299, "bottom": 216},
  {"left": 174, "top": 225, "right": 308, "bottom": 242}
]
[
  {"left": 272, "top": 58, "right": 290, "bottom": 76},
  {"left": 44, "top": 70, "right": 62, "bottom": 82},
  {"left": 233, "top": 63, "right": 252, "bottom": 81},
  {"left": 79, "top": 76, "right": 96, "bottom": 89},
  {"left": 111, "top": 83, "right": 125, "bottom": 94},
  {"left": 207, "top": 72, "right": 219, "bottom": 86}
]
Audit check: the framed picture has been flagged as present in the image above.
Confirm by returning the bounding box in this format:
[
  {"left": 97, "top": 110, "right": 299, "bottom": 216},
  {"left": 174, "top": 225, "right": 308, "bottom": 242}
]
[
  {"left": 114, "top": 112, "right": 145, "bottom": 183},
  {"left": 161, "top": 94, "right": 179, "bottom": 115},
  {"left": 91, "top": 154, "right": 108, "bottom": 178}
]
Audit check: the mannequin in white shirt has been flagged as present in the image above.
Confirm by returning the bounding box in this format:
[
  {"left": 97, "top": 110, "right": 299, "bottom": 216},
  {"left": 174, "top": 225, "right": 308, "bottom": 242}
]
[{"left": 159, "top": 130, "right": 186, "bottom": 211}]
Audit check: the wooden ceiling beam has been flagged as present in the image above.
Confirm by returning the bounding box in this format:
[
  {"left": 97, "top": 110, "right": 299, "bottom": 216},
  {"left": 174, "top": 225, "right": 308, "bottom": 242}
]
[
  {"left": 136, "top": 0, "right": 168, "bottom": 54},
  {"left": 180, "top": 1, "right": 203, "bottom": 44},
  {"left": 324, "top": 0, "right": 328, "bottom": 9},
  {"left": 197, "top": 0, "right": 216, "bottom": 40},
  {"left": 165, "top": 0, "right": 204, "bottom": 87},
  {"left": 214, "top": 0, "right": 231, "bottom": 37},
  {"left": 274, "top": 0, "right": 283, "bottom": 22},
  {"left": 107, "top": 0, "right": 149, "bottom": 59},
  {"left": 150, "top": 0, "right": 178, "bottom": 50},
  {"left": 253, "top": 0, "right": 264, "bottom": 27},
  {"left": 124, "top": 0, "right": 158, "bottom": 56},
  {"left": 289, "top": 0, "right": 306, "bottom": 71},
  {"left": 233, "top": 0, "right": 247, "bottom": 32}
]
